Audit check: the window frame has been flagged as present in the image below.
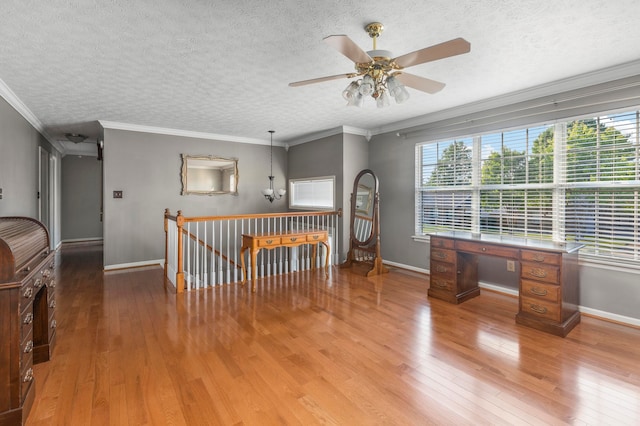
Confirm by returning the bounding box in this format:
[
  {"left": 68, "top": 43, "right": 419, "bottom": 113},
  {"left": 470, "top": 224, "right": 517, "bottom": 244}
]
[
  {"left": 416, "top": 109, "right": 640, "bottom": 268},
  {"left": 288, "top": 175, "right": 336, "bottom": 210}
]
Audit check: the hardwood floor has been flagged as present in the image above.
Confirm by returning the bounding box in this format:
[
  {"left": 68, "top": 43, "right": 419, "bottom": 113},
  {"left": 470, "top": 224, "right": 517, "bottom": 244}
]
[{"left": 27, "top": 243, "right": 640, "bottom": 425}]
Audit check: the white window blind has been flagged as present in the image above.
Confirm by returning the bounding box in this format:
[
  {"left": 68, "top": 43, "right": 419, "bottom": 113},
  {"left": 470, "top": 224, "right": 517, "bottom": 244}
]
[
  {"left": 416, "top": 109, "right": 640, "bottom": 263},
  {"left": 289, "top": 176, "right": 335, "bottom": 209}
]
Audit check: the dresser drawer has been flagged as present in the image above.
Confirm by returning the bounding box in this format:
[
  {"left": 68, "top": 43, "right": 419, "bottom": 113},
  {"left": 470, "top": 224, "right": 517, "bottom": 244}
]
[
  {"left": 306, "top": 232, "right": 326, "bottom": 242},
  {"left": 521, "top": 250, "right": 561, "bottom": 265},
  {"left": 430, "top": 237, "right": 454, "bottom": 249},
  {"left": 521, "top": 262, "right": 559, "bottom": 284},
  {"left": 521, "top": 279, "right": 560, "bottom": 303},
  {"left": 520, "top": 295, "right": 561, "bottom": 322},
  {"left": 455, "top": 240, "right": 519, "bottom": 258},
  {"left": 257, "top": 237, "right": 281, "bottom": 247},
  {"left": 430, "top": 248, "right": 456, "bottom": 264}
]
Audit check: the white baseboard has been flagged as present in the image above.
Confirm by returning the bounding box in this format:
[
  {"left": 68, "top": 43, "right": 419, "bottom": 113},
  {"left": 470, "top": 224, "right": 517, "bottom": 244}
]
[
  {"left": 383, "top": 260, "right": 428, "bottom": 274},
  {"left": 61, "top": 237, "right": 103, "bottom": 244},
  {"left": 579, "top": 306, "right": 640, "bottom": 328},
  {"left": 104, "top": 259, "right": 164, "bottom": 271}
]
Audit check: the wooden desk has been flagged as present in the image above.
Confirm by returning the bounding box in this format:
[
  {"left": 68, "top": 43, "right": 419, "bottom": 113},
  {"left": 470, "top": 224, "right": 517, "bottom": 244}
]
[
  {"left": 429, "top": 231, "right": 583, "bottom": 337},
  {"left": 240, "top": 229, "right": 330, "bottom": 291}
]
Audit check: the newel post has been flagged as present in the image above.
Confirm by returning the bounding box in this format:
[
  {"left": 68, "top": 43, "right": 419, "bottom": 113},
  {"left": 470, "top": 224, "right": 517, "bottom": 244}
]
[
  {"left": 175, "top": 210, "right": 185, "bottom": 293},
  {"left": 164, "top": 209, "right": 170, "bottom": 280}
]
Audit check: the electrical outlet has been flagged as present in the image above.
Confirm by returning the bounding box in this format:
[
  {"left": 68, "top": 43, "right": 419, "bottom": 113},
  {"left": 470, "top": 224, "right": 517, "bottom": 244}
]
[
  {"left": 506, "top": 260, "right": 515, "bottom": 272},
  {"left": 113, "top": 190, "right": 123, "bottom": 199},
  {"left": 0, "top": 187, "right": 2, "bottom": 199}
]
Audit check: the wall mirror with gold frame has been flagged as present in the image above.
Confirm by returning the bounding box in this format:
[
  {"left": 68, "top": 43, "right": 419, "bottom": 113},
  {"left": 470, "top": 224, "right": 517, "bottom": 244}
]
[{"left": 181, "top": 154, "right": 238, "bottom": 195}]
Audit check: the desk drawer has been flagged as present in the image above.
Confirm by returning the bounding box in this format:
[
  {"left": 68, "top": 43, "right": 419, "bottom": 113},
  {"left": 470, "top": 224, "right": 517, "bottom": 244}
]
[
  {"left": 521, "top": 262, "right": 559, "bottom": 284},
  {"left": 455, "top": 240, "right": 519, "bottom": 258},
  {"left": 521, "top": 250, "right": 561, "bottom": 266},
  {"left": 283, "top": 235, "right": 304, "bottom": 244},
  {"left": 520, "top": 295, "right": 560, "bottom": 322},
  {"left": 430, "top": 248, "right": 456, "bottom": 264},
  {"left": 306, "top": 233, "right": 326, "bottom": 242},
  {"left": 521, "top": 279, "right": 560, "bottom": 303},
  {"left": 257, "top": 237, "right": 281, "bottom": 247},
  {"left": 431, "top": 261, "right": 455, "bottom": 276},
  {"left": 431, "top": 237, "right": 454, "bottom": 249},
  {"left": 430, "top": 275, "right": 455, "bottom": 292}
]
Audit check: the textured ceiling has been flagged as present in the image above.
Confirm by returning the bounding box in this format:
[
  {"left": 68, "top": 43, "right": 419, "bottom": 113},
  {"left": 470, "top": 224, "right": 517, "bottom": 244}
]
[{"left": 2, "top": 0, "right": 640, "bottom": 152}]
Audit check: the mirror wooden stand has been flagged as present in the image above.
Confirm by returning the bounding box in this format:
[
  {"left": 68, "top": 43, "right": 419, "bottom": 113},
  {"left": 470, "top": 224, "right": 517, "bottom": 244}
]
[{"left": 341, "top": 169, "right": 389, "bottom": 276}]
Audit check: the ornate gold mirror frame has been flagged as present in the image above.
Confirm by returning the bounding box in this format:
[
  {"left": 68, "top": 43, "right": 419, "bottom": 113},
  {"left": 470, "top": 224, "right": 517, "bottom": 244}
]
[{"left": 181, "top": 154, "right": 238, "bottom": 195}]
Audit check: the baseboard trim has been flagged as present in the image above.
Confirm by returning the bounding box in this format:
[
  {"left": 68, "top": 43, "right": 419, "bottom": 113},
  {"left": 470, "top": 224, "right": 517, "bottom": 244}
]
[
  {"left": 104, "top": 259, "right": 164, "bottom": 272},
  {"left": 383, "top": 260, "right": 428, "bottom": 274}
]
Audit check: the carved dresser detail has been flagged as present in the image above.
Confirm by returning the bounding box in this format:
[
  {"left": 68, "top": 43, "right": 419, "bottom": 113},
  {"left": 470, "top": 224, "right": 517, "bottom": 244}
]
[{"left": 0, "top": 217, "right": 56, "bottom": 425}]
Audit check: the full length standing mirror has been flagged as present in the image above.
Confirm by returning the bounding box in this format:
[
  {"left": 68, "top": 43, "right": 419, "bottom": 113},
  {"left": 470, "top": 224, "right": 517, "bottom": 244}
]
[
  {"left": 341, "top": 169, "right": 388, "bottom": 276},
  {"left": 181, "top": 154, "right": 238, "bottom": 195}
]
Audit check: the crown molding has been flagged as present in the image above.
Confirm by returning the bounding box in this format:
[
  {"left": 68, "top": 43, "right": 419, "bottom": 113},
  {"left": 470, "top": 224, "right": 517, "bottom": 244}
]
[
  {"left": 286, "top": 125, "right": 370, "bottom": 147},
  {"left": 98, "top": 121, "right": 287, "bottom": 147},
  {"left": 0, "top": 77, "right": 64, "bottom": 153},
  {"left": 372, "top": 59, "right": 640, "bottom": 137}
]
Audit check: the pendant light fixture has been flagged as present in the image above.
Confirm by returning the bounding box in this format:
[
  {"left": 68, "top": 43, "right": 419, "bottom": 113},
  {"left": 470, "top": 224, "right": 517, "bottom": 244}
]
[{"left": 262, "top": 130, "right": 286, "bottom": 202}]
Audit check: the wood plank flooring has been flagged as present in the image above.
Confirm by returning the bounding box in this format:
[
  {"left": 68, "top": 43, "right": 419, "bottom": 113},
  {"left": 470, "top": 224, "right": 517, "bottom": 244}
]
[{"left": 27, "top": 242, "right": 640, "bottom": 425}]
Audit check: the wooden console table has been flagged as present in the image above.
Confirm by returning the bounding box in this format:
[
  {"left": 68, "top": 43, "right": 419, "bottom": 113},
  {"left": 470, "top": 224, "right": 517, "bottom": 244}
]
[
  {"left": 240, "top": 229, "right": 330, "bottom": 291},
  {"left": 429, "top": 231, "right": 583, "bottom": 337}
]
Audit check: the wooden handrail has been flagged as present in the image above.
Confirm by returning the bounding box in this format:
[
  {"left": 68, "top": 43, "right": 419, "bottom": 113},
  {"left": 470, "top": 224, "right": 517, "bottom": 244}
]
[{"left": 178, "top": 209, "right": 342, "bottom": 223}]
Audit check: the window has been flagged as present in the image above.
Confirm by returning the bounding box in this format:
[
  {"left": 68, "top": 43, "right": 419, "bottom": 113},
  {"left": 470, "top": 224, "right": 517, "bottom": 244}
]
[
  {"left": 416, "top": 109, "right": 640, "bottom": 263},
  {"left": 289, "top": 176, "right": 335, "bottom": 210}
]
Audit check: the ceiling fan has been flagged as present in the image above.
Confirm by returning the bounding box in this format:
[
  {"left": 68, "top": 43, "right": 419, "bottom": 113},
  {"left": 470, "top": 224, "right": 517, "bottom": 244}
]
[{"left": 289, "top": 22, "right": 471, "bottom": 107}]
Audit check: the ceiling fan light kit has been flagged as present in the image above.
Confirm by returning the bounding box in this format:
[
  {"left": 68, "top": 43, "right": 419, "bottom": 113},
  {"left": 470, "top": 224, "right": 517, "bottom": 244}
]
[{"left": 290, "top": 22, "right": 470, "bottom": 108}]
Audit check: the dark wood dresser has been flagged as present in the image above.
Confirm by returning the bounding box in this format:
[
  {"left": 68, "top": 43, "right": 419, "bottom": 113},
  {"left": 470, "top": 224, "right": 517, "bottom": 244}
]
[
  {"left": 429, "top": 231, "right": 583, "bottom": 337},
  {"left": 0, "top": 217, "right": 56, "bottom": 425}
]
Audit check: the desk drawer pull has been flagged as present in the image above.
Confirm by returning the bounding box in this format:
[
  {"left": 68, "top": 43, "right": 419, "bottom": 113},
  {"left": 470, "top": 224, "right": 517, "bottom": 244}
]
[
  {"left": 530, "top": 287, "right": 548, "bottom": 297},
  {"left": 265, "top": 239, "right": 274, "bottom": 244},
  {"left": 529, "top": 304, "right": 547, "bottom": 314},
  {"left": 532, "top": 254, "right": 546, "bottom": 262},
  {"left": 312, "top": 235, "right": 319, "bottom": 240},
  {"left": 527, "top": 268, "right": 547, "bottom": 279},
  {"left": 481, "top": 247, "right": 486, "bottom": 252},
  {"left": 24, "top": 340, "right": 33, "bottom": 353},
  {"left": 289, "top": 237, "right": 298, "bottom": 242}
]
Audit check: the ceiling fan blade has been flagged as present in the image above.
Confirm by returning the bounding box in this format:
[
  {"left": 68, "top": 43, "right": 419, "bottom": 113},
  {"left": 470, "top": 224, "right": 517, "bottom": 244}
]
[
  {"left": 393, "top": 38, "right": 470, "bottom": 68},
  {"left": 395, "top": 73, "right": 446, "bottom": 94},
  {"left": 289, "top": 73, "right": 354, "bottom": 87},
  {"left": 324, "top": 35, "right": 372, "bottom": 64}
]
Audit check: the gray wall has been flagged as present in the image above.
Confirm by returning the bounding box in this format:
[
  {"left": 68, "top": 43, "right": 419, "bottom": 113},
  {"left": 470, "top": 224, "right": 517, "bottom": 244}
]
[
  {"left": 102, "top": 128, "right": 287, "bottom": 267},
  {"left": 369, "top": 132, "right": 426, "bottom": 267},
  {"left": 0, "top": 97, "right": 62, "bottom": 248},
  {"left": 61, "top": 155, "right": 103, "bottom": 241},
  {"left": 0, "top": 97, "right": 41, "bottom": 217}
]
